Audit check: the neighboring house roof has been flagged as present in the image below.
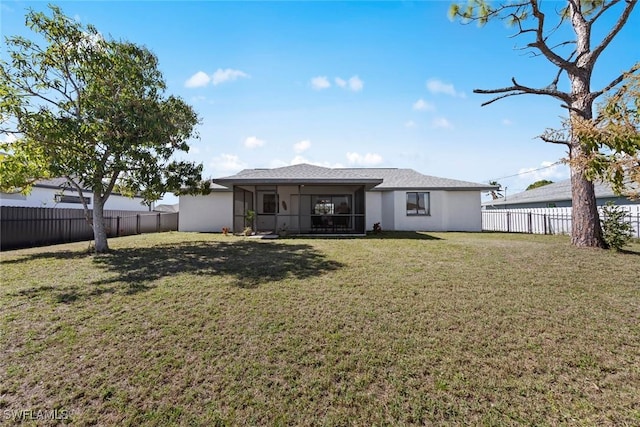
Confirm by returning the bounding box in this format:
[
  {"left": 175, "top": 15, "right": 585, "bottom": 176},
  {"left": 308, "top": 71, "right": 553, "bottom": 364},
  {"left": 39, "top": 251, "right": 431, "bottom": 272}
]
[
  {"left": 154, "top": 203, "right": 179, "bottom": 213},
  {"left": 214, "top": 164, "right": 496, "bottom": 191},
  {"left": 34, "top": 177, "right": 84, "bottom": 190},
  {"left": 483, "top": 179, "right": 634, "bottom": 207},
  {"left": 33, "top": 177, "right": 145, "bottom": 199}
]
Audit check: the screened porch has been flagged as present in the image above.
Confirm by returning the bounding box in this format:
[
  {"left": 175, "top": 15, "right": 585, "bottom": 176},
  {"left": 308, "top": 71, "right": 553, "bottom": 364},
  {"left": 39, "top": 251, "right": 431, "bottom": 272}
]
[{"left": 232, "top": 185, "right": 367, "bottom": 235}]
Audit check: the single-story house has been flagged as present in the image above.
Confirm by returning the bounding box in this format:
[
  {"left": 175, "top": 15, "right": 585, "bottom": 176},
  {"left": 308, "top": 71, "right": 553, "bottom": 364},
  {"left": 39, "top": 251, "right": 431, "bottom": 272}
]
[
  {"left": 482, "top": 179, "right": 639, "bottom": 209},
  {"left": 0, "top": 177, "right": 152, "bottom": 211},
  {"left": 179, "top": 164, "right": 497, "bottom": 235}
]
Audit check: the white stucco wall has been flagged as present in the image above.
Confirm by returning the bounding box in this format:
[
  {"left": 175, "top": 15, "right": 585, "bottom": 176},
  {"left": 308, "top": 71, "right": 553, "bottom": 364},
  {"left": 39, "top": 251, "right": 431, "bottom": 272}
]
[
  {"left": 443, "top": 191, "right": 482, "bottom": 231},
  {"left": 0, "top": 187, "right": 149, "bottom": 211},
  {"left": 376, "top": 190, "right": 482, "bottom": 232},
  {"left": 365, "top": 192, "right": 382, "bottom": 230},
  {"left": 179, "top": 192, "right": 233, "bottom": 232},
  {"left": 380, "top": 191, "right": 395, "bottom": 231}
]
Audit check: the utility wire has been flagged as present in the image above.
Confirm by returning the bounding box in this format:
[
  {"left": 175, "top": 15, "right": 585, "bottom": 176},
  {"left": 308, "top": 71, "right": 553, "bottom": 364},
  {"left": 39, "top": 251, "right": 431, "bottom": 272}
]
[{"left": 486, "top": 161, "right": 564, "bottom": 183}]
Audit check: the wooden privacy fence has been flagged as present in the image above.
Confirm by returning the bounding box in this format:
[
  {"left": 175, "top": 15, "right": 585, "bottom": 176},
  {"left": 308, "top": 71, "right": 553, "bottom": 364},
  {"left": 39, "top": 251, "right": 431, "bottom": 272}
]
[
  {"left": 482, "top": 205, "right": 640, "bottom": 238},
  {"left": 0, "top": 206, "right": 178, "bottom": 250}
]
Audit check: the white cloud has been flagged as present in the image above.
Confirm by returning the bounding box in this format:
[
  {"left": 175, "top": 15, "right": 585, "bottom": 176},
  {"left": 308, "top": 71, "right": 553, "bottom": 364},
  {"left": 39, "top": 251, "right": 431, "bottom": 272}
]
[
  {"left": 212, "top": 68, "right": 250, "bottom": 86},
  {"left": 404, "top": 120, "right": 416, "bottom": 128},
  {"left": 211, "top": 68, "right": 251, "bottom": 86},
  {"left": 426, "top": 78, "right": 466, "bottom": 98},
  {"left": 185, "top": 71, "right": 211, "bottom": 88},
  {"left": 346, "top": 152, "right": 383, "bottom": 166},
  {"left": 311, "top": 76, "right": 331, "bottom": 90},
  {"left": 502, "top": 118, "right": 513, "bottom": 126},
  {"left": 244, "top": 136, "right": 265, "bottom": 149},
  {"left": 210, "top": 154, "right": 247, "bottom": 171},
  {"left": 412, "top": 98, "right": 435, "bottom": 112},
  {"left": 185, "top": 69, "right": 249, "bottom": 88},
  {"left": 318, "top": 75, "right": 363, "bottom": 92},
  {"left": 347, "top": 75, "right": 364, "bottom": 92},
  {"left": 293, "top": 139, "right": 311, "bottom": 154},
  {"left": 518, "top": 161, "right": 568, "bottom": 183},
  {"left": 431, "top": 117, "right": 453, "bottom": 129}
]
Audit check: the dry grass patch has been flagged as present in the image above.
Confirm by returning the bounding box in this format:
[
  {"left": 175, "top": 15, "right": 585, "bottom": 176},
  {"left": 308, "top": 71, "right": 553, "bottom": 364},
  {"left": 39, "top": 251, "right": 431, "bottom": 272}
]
[{"left": 1, "top": 231, "right": 639, "bottom": 425}]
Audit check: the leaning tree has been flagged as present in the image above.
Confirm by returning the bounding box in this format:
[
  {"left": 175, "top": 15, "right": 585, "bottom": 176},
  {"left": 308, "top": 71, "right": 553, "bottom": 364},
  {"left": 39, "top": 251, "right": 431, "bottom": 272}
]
[
  {"left": 0, "top": 6, "right": 210, "bottom": 252},
  {"left": 450, "top": 0, "right": 638, "bottom": 248}
]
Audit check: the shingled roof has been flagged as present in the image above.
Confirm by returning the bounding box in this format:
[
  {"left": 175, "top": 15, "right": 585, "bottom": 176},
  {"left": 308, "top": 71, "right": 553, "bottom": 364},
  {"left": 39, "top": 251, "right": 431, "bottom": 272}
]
[
  {"left": 214, "top": 164, "right": 495, "bottom": 191},
  {"left": 342, "top": 168, "right": 496, "bottom": 191},
  {"left": 483, "top": 179, "right": 633, "bottom": 207},
  {"left": 215, "top": 164, "right": 383, "bottom": 187}
]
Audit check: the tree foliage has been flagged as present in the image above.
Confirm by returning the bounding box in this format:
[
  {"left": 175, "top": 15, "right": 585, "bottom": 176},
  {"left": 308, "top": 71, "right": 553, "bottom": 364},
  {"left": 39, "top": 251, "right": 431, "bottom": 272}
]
[
  {"left": 526, "top": 179, "right": 554, "bottom": 191},
  {"left": 0, "top": 6, "right": 210, "bottom": 252},
  {"left": 449, "top": 0, "right": 638, "bottom": 248},
  {"left": 601, "top": 202, "right": 634, "bottom": 251},
  {"left": 486, "top": 180, "right": 504, "bottom": 200},
  {"left": 571, "top": 67, "right": 640, "bottom": 199}
]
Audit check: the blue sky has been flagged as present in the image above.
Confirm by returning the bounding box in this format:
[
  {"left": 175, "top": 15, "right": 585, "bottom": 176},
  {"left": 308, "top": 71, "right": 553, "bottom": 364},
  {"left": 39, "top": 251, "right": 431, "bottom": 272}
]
[{"left": 2, "top": 1, "right": 638, "bottom": 203}]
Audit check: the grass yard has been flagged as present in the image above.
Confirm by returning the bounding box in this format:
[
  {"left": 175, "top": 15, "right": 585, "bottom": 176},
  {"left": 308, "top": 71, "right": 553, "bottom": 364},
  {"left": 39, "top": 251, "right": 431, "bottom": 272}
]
[{"left": 1, "top": 231, "right": 639, "bottom": 426}]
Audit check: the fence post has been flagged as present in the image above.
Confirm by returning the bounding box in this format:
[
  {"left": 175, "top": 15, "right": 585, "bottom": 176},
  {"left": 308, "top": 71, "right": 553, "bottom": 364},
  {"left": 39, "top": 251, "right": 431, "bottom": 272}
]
[
  {"left": 157, "top": 212, "right": 161, "bottom": 232},
  {"left": 136, "top": 214, "right": 141, "bottom": 234},
  {"left": 507, "top": 212, "right": 511, "bottom": 233},
  {"left": 543, "top": 214, "right": 548, "bottom": 235},
  {"left": 527, "top": 212, "right": 532, "bottom": 234},
  {"left": 116, "top": 216, "right": 120, "bottom": 237}
]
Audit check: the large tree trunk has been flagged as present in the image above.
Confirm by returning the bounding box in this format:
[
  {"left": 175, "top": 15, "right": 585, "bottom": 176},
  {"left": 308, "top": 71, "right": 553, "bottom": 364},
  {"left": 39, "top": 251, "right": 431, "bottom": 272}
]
[
  {"left": 568, "top": 66, "right": 606, "bottom": 248},
  {"left": 92, "top": 197, "right": 110, "bottom": 253},
  {"left": 570, "top": 156, "right": 606, "bottom": 248}
]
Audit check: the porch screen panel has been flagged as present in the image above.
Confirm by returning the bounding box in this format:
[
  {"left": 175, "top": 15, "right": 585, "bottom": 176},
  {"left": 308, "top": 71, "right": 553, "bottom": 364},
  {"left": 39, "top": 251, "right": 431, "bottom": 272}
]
[
  {"left": 354, "top": 187, "right": 365, "bottom": 233},
  {"left": 233, "top": 188, "right": 253, "bottom": 233}
]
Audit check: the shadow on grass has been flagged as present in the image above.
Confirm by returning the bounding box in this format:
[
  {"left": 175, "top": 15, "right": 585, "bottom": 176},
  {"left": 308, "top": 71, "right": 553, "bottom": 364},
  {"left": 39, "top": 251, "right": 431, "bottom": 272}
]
[
  {"left": 618, "top": 248, "right": 640, "bottom": 256},
  {"left": 364, "top": 231, "right": 442, "bottom": 240},
  {"left": 12, "top": 239, "right": 344, "bottom": 303},
  {"left": 93, "top": 240, "right": 343, "bottom": 288}
]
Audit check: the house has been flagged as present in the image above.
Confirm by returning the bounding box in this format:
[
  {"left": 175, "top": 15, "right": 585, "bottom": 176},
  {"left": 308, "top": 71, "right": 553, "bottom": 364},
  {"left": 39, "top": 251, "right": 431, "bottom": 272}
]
[
  {"left": 179, "top": 164, "right": 496, "bottom": 234},
  {"left": 0, "top": 178, "right": 152, "bottom": 211},
  {"left": 482, "top": 179, "right": 639, "bottom": 209}
]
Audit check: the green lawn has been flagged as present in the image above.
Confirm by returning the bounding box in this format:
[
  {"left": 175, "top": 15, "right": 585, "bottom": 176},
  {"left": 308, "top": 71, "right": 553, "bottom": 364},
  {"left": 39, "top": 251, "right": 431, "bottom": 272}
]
[{"left": 1, "top": 232, "right": 639, "bottom": 425}]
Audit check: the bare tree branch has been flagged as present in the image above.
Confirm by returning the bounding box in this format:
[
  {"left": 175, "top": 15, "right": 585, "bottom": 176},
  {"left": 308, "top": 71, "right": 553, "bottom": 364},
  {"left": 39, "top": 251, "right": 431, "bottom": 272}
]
[
  {"left": 475, "top": 76, "right": 572, "bottom": 106},
  {"left": 587, "top": 0, "right": 637, "bottom": 66},
  {"left": 588, "top": 0, "right": 623, "bottom": 23},
  {"left": 591, "top": 63, "right": 640, "bottom": 100},
  {"left": 528, "top": 0, "right": 573, "bottom": 70}
]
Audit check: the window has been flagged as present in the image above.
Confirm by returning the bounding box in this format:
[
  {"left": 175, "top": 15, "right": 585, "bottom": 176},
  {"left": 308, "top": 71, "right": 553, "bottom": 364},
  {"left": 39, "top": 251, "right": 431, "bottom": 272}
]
[
  {"left": 406, "top": 192, "right": 429, "bottom": 216},
  {"left": 262, "top": 193, "right": 277, "bottom": 214},
  {"left": 55, "top": 194, "right": 91, "bottom": 205}
]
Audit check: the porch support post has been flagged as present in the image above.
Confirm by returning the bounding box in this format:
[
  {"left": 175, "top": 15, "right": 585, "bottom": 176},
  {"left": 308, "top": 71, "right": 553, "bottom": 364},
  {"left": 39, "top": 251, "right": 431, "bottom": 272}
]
[{"left": 298, "top": 185, "right": 302, "bottom": 234}]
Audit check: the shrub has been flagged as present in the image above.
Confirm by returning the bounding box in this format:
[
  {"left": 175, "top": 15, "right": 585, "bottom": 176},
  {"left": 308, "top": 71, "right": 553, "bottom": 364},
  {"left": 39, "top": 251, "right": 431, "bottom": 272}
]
[{"left": 601, "top": 202, "right": 634, "bottom": 251}]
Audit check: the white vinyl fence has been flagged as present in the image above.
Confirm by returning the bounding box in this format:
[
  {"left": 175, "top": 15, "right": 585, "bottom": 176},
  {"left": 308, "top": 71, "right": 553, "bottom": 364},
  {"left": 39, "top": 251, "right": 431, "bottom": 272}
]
[{"left": 482, "top": 205, "right": 640, "bottom": 238}]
